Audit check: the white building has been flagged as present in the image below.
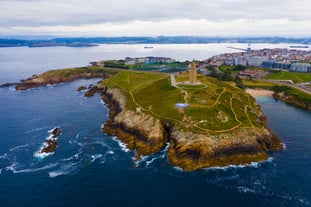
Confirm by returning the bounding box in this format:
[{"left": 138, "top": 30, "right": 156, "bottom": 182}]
[
  {"left": 247, "top": 57, "right": 265, "bottom": 67},
  {"left": 290, "top": 63, "right": 311, "bottom": 72}
]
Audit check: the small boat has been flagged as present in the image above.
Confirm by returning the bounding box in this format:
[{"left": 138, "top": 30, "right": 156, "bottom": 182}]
[{"left": 144, "top": 46, "right": 154, "bottom": 49}]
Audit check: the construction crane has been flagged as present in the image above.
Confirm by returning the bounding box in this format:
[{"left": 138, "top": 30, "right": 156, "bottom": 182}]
[{"left": 227, "top": 43, "right": 252, "bottom": 52}]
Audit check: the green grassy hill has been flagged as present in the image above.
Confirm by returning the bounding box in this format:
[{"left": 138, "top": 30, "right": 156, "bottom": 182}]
[{"left": 102, "top": 70, "right": 262, "bottom": 134}]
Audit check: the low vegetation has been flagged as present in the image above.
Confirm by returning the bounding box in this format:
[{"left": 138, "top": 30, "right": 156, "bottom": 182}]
[
  {"left": 265, "top": 71, "right": 311, "bottom": 83},
  {"left": 37, "top": 66, "right": 118, "bottom": 79}
]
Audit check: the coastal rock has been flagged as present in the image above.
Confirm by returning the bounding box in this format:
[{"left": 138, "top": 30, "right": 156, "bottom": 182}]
[
  {"left": 40, "top": 127, "right": 62, "bottom": 154},
  {"left": 77, "top": 86, "right": 87, "bottom": 91},
  {"left": 102, "top": 88, "right": 167, "bottom": 155},
  {"left": 168, "top": 127, "right": 282, "bottom": 171},
  {"left": 84, "top": 84, "right": 106, "bottom": 97},
  {"left": 13, "top": 72, "right": 108, "bottom": 90},
  {"left": 273, "top": 92, "right": 311, "bottom": 111}
]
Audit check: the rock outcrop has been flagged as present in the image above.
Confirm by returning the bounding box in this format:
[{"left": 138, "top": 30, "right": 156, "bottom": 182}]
[
  {"left": 9, "top": 72, "right": 108, "bottom": 90},
  {"left": 40, "top": 127, "right": 62, "bottom": 154},
  {"left": 168, "top": 127, "right": 282, "bottom": 171},
  {"left": 273, "top": 92, "right": 311, "bottom": 111}
]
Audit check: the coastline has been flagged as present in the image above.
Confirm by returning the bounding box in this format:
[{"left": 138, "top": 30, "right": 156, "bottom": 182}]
[{"left": 245, "top": 88, "right": 274, "bottom": 97}]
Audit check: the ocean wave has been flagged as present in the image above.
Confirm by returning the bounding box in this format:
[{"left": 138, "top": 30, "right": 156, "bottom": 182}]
[
  {"left": 33, "top": 151, "right": 54, "bottom": 159},
  {"left": 9, "top": 143, "right": 31, "bottom": 151},
  {"left": 24, "top": 126, "right": 49, "bottom": 134},
  {"left": 204, "top": 158, "right": 274, "bottom": 171},
  {"left": 6, "top": 162, "right": 58, "bottom": 174},
  {"left": 90, "top": 154, "right": 103, "bottom": 162},
  {"left": 146, "top": 158, "right": 157, "bottom": 166},
  {"left": 236, "top": 186, "right": 256, "bottom": 194},
  {"left": 0, "top": 168, "right": 2, "bottom": 175},
  {"left": 282, "top": 143, "right": 287, "bottom": 150},
  {"left": 48, "top": 162, "right": 77, "bottom": 178},
  {"left": 62, "top": 151, "right": 82, "bottom": 162},
  {"left": 112, "top": 136, "right": 130, "bottom": 152},
  {"left": 0, "top": 153, "right": 8, "bottom": 159}
]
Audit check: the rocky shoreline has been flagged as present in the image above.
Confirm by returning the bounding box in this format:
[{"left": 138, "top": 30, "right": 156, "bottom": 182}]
[
  {"left": 96, "top": 85, "right": 283, "bottom": 171},
  {"left": 0, "top": 71, "right": 110, "bottom": 90},
  {"left": 273, "top": 92, "right": 311, "bottom": 111}
]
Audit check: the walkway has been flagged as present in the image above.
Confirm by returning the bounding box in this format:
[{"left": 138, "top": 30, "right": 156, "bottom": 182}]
[{"left": 170, "top": 74, "right": 177, "bottom": 87}]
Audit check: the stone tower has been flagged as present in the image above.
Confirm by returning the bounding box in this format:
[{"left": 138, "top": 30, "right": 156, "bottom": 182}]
[{"left": 189, "top": 62, "right": 197, "bottom": 84}]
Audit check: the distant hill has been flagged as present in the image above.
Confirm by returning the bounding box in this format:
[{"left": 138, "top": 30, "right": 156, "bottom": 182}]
[{"left": 1, "top": 36, "right": 311, "bottom": 47}]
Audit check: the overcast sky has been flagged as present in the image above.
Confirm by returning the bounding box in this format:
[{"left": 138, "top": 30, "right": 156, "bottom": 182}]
[{"left": 0, "top": 0, "right": 310, "bottom": 37}]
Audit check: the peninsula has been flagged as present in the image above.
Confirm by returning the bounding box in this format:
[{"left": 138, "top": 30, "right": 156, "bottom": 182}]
[{"left": 1, "top": 62, "right": 284, "bottom": 171}]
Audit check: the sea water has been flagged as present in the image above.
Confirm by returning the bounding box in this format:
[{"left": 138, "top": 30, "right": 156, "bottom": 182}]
[{"left": 0, "top": 44, "right": 310, "bottom": 207}]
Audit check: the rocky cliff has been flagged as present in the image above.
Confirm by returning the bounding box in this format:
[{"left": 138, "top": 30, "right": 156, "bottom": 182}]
[
  {"left": 102, "top": 88, "right": 167, "bottom": 155},
  {"left": 168, "top": 127, "right": 281, "bottom": 171},
  {"left": 273, "top": 92, "right": 311, "bottom": 111}
]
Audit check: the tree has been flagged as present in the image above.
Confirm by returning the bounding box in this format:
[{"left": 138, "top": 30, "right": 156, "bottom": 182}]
[
  {"left": 234, "top": 75, "right": 245, "bottom": 89},
  {"left": 233, "top": 64, "right": 246, "bottom": 71}
]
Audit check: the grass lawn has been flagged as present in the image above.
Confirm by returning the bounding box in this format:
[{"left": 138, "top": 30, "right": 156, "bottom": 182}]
[
  {"left": 243, "top": 79, "right": 277, "bottom": 89},
  {"left": 265, "top": 71, "right": 311, "bottom": 83}
]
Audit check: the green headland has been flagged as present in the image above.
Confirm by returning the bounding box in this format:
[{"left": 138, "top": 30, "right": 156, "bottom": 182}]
[{"left": 101, "top": 70, "right": 283, "bottom": 170}]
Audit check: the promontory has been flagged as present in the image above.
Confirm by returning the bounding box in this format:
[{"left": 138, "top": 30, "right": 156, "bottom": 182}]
[
  {"left": 1, "top": 65, "right": 283, "bottom": 171},
  {"left": 99, "top": 69, "right": 283, "bottom": 171}
]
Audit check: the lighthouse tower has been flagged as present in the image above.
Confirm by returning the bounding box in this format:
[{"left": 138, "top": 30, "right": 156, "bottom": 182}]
[{"left": 189, "top": 62, "right": 197, "bottom": 84}]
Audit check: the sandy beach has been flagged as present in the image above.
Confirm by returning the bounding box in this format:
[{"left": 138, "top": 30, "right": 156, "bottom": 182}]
[{"left": 245, "top": 89, "right": 274, "bottom": 97}]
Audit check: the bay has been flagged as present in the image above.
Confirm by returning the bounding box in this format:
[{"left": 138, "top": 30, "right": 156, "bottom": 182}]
[{"left": 0, "top": 44, "right": 310, "bottom": 207}]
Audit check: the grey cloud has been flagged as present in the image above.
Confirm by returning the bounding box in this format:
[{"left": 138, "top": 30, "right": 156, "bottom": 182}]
[{"left": 1, "top": 0, "right": 310, "bottom": 27}]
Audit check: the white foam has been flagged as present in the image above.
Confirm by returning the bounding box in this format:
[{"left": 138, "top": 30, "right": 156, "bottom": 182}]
[
  {"left": 48, "top": 163, "right": 77, "bottom": 178},
  {"left": 107, "top": 150, "right": 114, "bottom": 155},
  {"left": 90, "top": 154, "right": 103, "bottom": 162},
  {"left": 24, "top": 126, "right": 48, "bottom": 134},
  {"left": 146, "top": 158, "right": 157, "bottom": 166},
  {"left": 48, "top": 171, "right": 65, "bottom": 178},
  {"left": 205, "top": 158, "right": 273, "bottom": 171},
  {"left": 0, "top": 168, "right": 2, "bottom": 174},
  {"left": 173, "top": 166, "right": 184, "bottom": 172},
  {"left": 6, "top": 163, "right": 18, "bottom": 172},
  {"left": 34, "top": 151, "right": 54, "bottom": 159},
  {"left": 282, "top": 143, "right": 287, "bottom": 150},
  {"left": 0, "top": 153, "right": 8, "bottom": 159},
  {"left": 9, "top": 143, "right": 31, "bottom": 151},
  {"left": 236, "top": 186, "right": 256, "bottom": 194},
  {"left": 62, "top": 152, "right": 82, "bottom": 161},
  {"left": 9, "top": 163, "right": 57, "bottom": 174},
  {"left": 112, "top": 136, "right": 130, "bottom": 152},
  {"left": 133, "top": 155, "right": 150, "bottom": 166}
]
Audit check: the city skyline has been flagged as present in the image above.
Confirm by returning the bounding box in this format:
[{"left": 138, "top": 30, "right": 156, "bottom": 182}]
[{"left": 0, "top": 0, "right": 310, "bottom": 37}]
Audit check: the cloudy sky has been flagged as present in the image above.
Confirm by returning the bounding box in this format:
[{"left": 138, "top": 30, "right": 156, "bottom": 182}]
[{"left": 0, "top": 0, "right": 310, "bottom": 37}]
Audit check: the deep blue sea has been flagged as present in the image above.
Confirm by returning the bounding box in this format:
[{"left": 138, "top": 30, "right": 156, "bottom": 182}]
[{"left": 0, "top": 44, "right": 310, "bottom": 207}]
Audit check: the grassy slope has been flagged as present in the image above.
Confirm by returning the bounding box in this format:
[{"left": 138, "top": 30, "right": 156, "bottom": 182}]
[
  {"left": 265, "top": 71, "right": 311, "bottom": 83},
  {"left": 38, "top": 66, "right": 118, "bottom": 78},
  {"left": 243, "top": 79, "right": 276, "bottom": 89},
  {"left": 102, "top": 70, "right": 261, "bottom": 134}
]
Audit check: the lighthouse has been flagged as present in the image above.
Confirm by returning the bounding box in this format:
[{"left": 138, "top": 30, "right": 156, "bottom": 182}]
[{"left": 189, "top": 62, "right": 197, "bottom": 84}]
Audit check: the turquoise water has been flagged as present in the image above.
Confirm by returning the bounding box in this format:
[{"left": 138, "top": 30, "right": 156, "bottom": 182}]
[{"left": 0, "top": 45, "right": 310, "bottom": 206}]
